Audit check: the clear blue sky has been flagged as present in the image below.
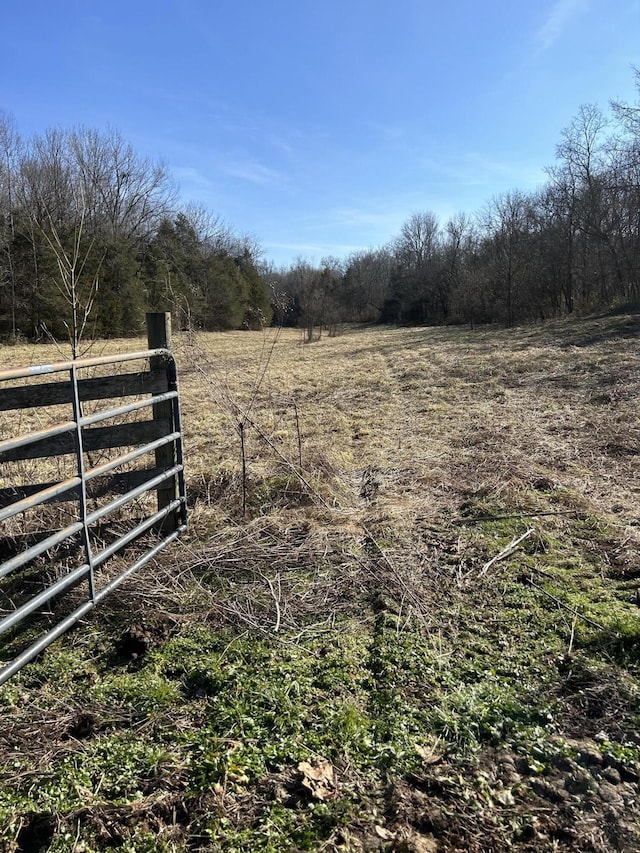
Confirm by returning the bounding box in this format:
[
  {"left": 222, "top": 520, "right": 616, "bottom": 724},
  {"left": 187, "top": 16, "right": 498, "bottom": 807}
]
[{"left": 3, "top": 0, "right": 639, "bottom": 268}]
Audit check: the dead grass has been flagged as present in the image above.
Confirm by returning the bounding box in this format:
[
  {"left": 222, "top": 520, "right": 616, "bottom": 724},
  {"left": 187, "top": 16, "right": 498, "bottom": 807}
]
[
  {"left": 168, "top": 319, "right": 640, "bottom": 537},
  {"left": 2, "top": 314, "right": 640, "bottom": 851}
]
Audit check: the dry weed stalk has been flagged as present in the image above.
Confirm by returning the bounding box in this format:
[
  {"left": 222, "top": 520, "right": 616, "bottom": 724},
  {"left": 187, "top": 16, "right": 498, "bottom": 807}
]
[
  {"left": 5, "top": 317, "right": 639, "bottom": 660},
  {"left": 181, "top": 330, "right": 330, "bottom": 514}
]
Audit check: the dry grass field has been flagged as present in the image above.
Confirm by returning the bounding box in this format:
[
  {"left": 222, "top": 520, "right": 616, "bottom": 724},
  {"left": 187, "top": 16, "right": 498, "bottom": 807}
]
[{"left": 2, "top": 315, "right": 640, "bottom": 851}]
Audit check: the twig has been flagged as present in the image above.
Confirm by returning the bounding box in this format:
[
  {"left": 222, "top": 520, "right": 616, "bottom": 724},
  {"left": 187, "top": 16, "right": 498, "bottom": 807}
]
[
  {"left": 71, "top": 818, "right": 82, "bottom": 852},
  {"left": 526, "top": 576, "right": 608, "bottom": 632},
  {"left": 568, "top": 616, "right": 577, "bottom": 654},
  {"left": 264, "top": 573, "right": 282, "bottom": 632},
  {"left": 190, "top": 359, "right": 331, "bottom": 509},
  {"left": 360, "top": 526, "right": 427, "bottom": 617},
  {"left": 479, "top": 529, "right": 534, "bottom": 576},
  {"left": 245, "top": 326, "right": 282, "bottom": 420},
  {"left": 238, "top": 421, "right": 247, "bottom": 517},
  {"left": 241, "top": 410, "right": 331, "bottom": 508},
  {"left": 454, "top": 510, "right": 578, "bottom": 524},
  {"left": 528, "top": 563, "right": 557, "bottom": 580},
  {"left": 292, "top": 399, "right": 303, "bottom": 468}
]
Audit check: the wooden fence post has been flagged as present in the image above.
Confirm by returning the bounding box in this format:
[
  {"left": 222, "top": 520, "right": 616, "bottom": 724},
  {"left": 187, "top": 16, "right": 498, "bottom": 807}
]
[{"left": 146, "top": 312, "right": 177, "bottom": 532}]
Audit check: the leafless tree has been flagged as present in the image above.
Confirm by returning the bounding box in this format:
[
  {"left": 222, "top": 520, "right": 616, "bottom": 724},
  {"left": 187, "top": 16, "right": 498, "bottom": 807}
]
[{"left": 0, "top": 112, "right": 22, "bottom": 338}]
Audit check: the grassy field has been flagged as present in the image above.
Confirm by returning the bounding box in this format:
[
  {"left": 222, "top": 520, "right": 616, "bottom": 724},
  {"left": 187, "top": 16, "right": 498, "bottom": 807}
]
[{"left": 1, "top": 315, "right": 640, "bottom": 851}]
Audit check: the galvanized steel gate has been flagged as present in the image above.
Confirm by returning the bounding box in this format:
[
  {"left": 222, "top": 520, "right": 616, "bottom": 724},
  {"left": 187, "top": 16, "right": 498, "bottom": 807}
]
[{"left": 0, "top": 334, "right": 187, "bottom": 685}]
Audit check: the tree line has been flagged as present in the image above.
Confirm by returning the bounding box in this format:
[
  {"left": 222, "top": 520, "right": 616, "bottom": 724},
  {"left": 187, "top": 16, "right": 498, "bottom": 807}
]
[
  {"left": 269, "top": 73, "right": 640, "bottom": 335},
  {"left": 0, "top": 121, "right": 272, "bottom": 346},
  {"left": 2, "top": 73, "right": 639, "bottom": 343}
]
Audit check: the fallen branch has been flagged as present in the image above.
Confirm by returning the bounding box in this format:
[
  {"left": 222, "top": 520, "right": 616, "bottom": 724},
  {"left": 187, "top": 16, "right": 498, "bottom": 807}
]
[
  {"left": 526, "top": 576, "right": 608, "bottom": 633},
  {"left": 264, "top": 573, "right": 282, "bottom": 633},
  {"left": 455, "top": 510, "right": 579, "bottom": 524},
  {"left": 479, "top": 529, "right": 535, "bottom": 577}
]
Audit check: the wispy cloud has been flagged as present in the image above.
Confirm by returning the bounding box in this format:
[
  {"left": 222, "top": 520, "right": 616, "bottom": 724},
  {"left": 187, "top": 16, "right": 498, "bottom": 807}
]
[
  {"left": 363, "top": 121, "right": 409, "bottom": 146},
  {"left": 172, "top": 166, "right": 215, "bottom": 191},
  {"left": 325, "top": 206, "right": 407, "bottom": 231},
  {"left": 265, "top": 133, "right": 296, "bottom": 157},
  {"left": 415, "top": 147, "right": 547, "bottom": 191},
  {"left": 456, "top": 153, "right": 547, "bottom": 189},
  {"left": 535, "top": 0, "right": 588, "bottom": 52},
  {"left": 222, "top": 158, "right": 289, "bottom": 188}
]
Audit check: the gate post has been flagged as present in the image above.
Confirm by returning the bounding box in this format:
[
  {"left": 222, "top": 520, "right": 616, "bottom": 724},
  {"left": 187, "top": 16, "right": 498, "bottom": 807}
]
[{"left": 146, "top": 312, "right": 177, "bottom": 532}]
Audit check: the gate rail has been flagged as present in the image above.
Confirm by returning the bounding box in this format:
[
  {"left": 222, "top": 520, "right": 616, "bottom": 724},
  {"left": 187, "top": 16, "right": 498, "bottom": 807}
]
[{"left": 0, "top": 340, "right": 187, "bottom": 685}]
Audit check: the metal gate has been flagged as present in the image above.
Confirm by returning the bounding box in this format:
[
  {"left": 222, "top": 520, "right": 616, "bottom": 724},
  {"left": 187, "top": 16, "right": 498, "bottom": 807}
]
[{"left": 0, "top": 344, "right": 187, "bottom": 685}]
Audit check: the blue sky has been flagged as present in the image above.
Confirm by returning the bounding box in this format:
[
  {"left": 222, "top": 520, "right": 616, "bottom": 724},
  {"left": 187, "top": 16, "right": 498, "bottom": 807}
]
[{"left": 3, "top": 0, "right": 639, "bottom": 267}]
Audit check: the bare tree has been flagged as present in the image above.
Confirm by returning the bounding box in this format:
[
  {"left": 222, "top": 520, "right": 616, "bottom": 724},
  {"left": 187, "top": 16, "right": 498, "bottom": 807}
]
[
  {"left": 181, "top": 202, "right": 235, "bottom": 254},
  {"left": 480, "top": 191, "right": 536, "bottom": 327},
  {"left": 343, "top": 248, "right": 392, "bottom": 321},
  {"left": 444, "top": 213, "right": 482, "bottom": 326},
  {"left": 69, "top": 126, "right": 176, "bottom": 243},
  {"left": 394, "top": 211, "right": 440, "bottom": 270},
  {"left": 41, "top": 196, "right": 102, "bottom": 358},
  {"left": 392, "top": 211, "right": 443, "bottom": 323},
  {"left": 0, "top": 112, "right": 22, "bottom": 338},
  {"left": 555, "top": 104, "right": 618, "bottom": 303}
]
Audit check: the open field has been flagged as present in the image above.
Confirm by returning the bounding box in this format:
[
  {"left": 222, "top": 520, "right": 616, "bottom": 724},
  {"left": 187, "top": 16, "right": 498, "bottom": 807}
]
[{"left": 2, "top": 315, "right": 640, "bottom": 851}]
